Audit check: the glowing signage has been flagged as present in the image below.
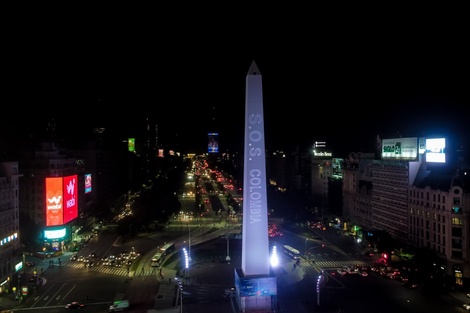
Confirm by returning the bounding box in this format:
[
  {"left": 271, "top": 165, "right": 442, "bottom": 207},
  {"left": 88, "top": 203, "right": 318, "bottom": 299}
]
[
  {"left": 63, "top": 175, "right": 78, "bottom": 224},
  {"left": 0, "top": 232, "right": 17, "bottom": 246},
  {"left": 128, "top": 138, "right": 135, "bottom": 152},
  {"left": 208, "top": 133, "right": 219, "bottom": 153},
  {"left": 15, "top": 261, "right": 23, "bottom": 272},
  {"left": 425, "top": 137, "right": 446, "bottom": 163},
  {"left": 45, "top": 177, "right": 64, "bottom": 226},
  {"left": 381, "top": 137, "right": 418, "bottom": 160},
  {"left": 44, "top": 228, "right": 67, "bottom": 239},
  {"left": 45, "top": 176, "right": 79, "bottom": 226},
  {"left": 85, "top": 173, "right": 92, "bottom": 194},
  {"left": 313, "top": 151, "right": 332, "bottom": 157}
]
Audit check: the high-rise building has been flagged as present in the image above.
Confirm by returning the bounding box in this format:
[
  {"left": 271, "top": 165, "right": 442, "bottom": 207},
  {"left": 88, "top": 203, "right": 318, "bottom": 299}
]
[
  {"left": 342, "top": 136, "right": 470, "bottom": 286},
  {"left": 18, "top": 142, "right": 84, "bottom": 252},
  {"left": 0, "top": 162, "right": 21, "bottom": 294}
]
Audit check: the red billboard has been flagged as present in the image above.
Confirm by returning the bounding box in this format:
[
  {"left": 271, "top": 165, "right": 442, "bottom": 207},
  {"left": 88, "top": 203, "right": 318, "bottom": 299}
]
[
  {"left": 45, "top": 175, "right": 78, "bottom": 226},
  {"left": 63, "top": 175, "right": 78, "bottom": 224}
]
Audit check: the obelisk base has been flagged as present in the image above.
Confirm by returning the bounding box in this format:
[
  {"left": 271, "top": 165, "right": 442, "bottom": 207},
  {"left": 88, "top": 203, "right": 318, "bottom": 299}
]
[{"left": 234, "top": 268, "right": 277, "bottom": 313}]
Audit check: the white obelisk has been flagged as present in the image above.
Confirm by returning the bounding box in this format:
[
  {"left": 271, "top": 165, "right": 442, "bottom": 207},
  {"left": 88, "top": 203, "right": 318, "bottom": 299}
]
[{"left": 241, "top": 60, "right": 270, "bottom": 276}]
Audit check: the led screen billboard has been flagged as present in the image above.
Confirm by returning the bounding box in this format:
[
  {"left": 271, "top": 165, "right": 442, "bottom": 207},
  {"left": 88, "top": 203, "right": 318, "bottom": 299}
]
[
  {"left": 63, "top": 175, "right": 78, "bottom": 224},
  {"left": 85, "top": 173, "right": 92, "bottom": 194},
  {"left": 128, "top": 138, "right": 135, "bottom": 152},
  {"left": 44, "top": 228, "right": 67, "bottom": 239},
  {"left": 425, "top": 138, "right": 446, "bottom": 163},
  {"left": 45, "top": 175, "right": 78, "bottom": 226},
  {"left": 45, "top": 177, "right": 64, "bottom": 226},
  {"left": 208, "top": 132, "right": 219, "bottom": 153},
  {"left": 381, "top": 137, "right": 418, "bottom": 160}
]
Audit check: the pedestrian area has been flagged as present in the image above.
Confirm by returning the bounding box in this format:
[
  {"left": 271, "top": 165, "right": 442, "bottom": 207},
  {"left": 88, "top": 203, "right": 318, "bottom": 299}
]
[
  {"left": 313, "top": 259, "right": 372, "bottom": 269},
  {"left": 64, "top": 261, "right": 161, "bottom": 277}
]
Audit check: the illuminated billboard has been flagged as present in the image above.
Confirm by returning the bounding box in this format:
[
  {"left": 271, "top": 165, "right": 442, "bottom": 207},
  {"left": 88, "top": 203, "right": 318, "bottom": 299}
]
[
  {"left": 63, "top": 175, "right": 78, "bottom": 224},
  {"left": 85, "top": 173, "right": 92, "bottom": 194},
  {"left": 128, "top": 138, "right": 135, "bottom": 152},
  {"left": 208, "top": 132, "right": 219, "bottom": 153},
  {"left": 45, "top": 177, "right": 64, "bottom": 226},
  {"left": 381, "top": 137, "right": 418, "bottom": 160},
  {"left": 44, "top": 228, "right": 67, "bottom": 239},
  {"left": 235, "top": 273, "right": 277, "bottom": 296},
  {"left": 45, "top": 175, "right": 78, "bottom": 226},
  {"left": 425, "top": 137, "right": 446, "bottom": 163}
]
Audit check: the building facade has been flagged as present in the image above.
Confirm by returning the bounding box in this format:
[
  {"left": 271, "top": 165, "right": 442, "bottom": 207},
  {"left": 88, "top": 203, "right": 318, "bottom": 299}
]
[
  {"left": 340, "top": 136, "right": 470, "bottom": 284},
  {"left": 18, "top": 142, "right": 84, "bottom": 252},
  {"left": 0, "top": 162, "right": 21, "bottom": 294}
]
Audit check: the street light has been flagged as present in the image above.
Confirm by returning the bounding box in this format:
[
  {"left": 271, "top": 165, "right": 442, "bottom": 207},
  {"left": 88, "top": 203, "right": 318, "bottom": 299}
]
[
  {"left": 188, "top": 224, "right": 192, "bottom": 263},
  {"left": 225, "top": 224, "right": 238, "bottom": 264},
  {"left": 226, "top": 233, "right": 231, "bottom": 264},
  {"left": 182, "top": 248, "right": 189, "bottom": 280}
]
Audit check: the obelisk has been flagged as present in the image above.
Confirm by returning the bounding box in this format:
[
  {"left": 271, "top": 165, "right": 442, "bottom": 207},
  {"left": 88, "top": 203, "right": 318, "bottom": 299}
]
[
  {"left": 234, "top": 60, "right": 276, "bottom": 313},
  {"left": 241, "top": 60, "right": 270, "bottom": 275}
]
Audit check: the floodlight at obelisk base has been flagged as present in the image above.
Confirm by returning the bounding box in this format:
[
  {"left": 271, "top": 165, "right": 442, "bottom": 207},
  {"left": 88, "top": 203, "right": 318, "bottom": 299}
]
[{"left": 234, "top": 60, "right": 277, "bottom": 313}]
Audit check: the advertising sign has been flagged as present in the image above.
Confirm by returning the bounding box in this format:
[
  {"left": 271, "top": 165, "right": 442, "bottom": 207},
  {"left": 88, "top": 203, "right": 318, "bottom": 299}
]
[
  {"left": 425, "top": 137, "right": 446, "bottom": 163},
  {"left": 235, "top": 275, "right": 277, "bottom": 297},
  {"left": 44, "top": 228, "right": 67, "bottom": 239},
  {"left": 45, "top": 177, "right": 64, "bottom": 226},
  {"left": 381, "top": 137, "right": 418, "bottom": 160},
  {"left": 85, "top": 173, "right": 92, "bottom": 194},
  {"left": 208, "top": 132, "right": 219, "bottom": 153},
  {"left": 128, "top": 138, "right": 135, "bottom": 152},
  {"left": 63, "top": 175, "right": 78, "bottom": 224}
]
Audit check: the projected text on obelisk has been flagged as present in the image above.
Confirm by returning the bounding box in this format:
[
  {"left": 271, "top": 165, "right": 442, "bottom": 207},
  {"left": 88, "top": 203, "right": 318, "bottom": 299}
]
[{"left": 241, "top": 61, "right": 270, "bottom": 276}]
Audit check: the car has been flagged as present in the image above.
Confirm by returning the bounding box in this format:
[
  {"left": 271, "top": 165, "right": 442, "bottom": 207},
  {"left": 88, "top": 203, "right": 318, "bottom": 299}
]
[
  {"left": 402, "top": 281, "right": 418, "bottom": 289},
  {"left": 336, "top": 269, "right": 347, "bottom": 275},
  {"left": 70, "top": 255, "right": 78, "bottom": 261},
  {"left": 464, "top": 303, "right": 470, "bottom": 310},
  {"left": 25, "top": 261, "right": 35, "bottom": 267},
  {"left": 65, "top": 301, "right": 85, "bottom": 309}
]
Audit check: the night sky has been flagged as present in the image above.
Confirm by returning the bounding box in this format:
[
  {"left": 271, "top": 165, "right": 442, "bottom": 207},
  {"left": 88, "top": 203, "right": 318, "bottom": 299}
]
[{"left": 3, "top": 8, "right": 469, "bottom": 157}]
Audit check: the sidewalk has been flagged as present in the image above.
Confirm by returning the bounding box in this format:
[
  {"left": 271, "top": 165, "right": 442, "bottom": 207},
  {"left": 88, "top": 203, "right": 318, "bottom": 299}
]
[{"left": 0, "top": 250, "right": 74, "bottom": 312}]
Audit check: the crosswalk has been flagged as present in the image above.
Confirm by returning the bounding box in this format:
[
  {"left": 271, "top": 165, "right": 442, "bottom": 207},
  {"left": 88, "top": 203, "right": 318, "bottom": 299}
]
[
  {"left": 64, "top": 261, "right": 162, "bottom": 277},
  {"left": 311, "top": 259, "right": 372, "bottom": 269}
]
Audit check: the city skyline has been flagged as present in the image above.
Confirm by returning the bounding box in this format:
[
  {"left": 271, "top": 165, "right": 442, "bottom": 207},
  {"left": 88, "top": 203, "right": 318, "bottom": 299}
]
[{"left": 3, "top": 10, "right": 469, "bottom": 157}]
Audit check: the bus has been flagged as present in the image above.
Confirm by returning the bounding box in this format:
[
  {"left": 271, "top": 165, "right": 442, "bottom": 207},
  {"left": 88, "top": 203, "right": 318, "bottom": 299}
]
[
  {"left": 150, "top": 252, "right": 163, "bottom": 267},
  {"left": 151, "top": 243, "right": 176, "bottom": 267},
  {"left": 283, "top": 245, "right": 301, "bottom": 260},
  {"left": 161, "top": 243, "right": 176, "bottom": 256}
]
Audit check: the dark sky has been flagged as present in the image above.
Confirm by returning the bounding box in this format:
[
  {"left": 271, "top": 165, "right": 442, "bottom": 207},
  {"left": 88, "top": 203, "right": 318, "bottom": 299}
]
[{"left": 3, "top": 8, "right": 469, "bottom": 157}]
